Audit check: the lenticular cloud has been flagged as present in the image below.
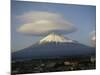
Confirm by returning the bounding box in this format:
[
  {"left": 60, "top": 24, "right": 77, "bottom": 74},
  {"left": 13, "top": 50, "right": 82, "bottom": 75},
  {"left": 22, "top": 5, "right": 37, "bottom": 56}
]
[{"left": 17, "top": 11, "right": 77, "bottom": 36}]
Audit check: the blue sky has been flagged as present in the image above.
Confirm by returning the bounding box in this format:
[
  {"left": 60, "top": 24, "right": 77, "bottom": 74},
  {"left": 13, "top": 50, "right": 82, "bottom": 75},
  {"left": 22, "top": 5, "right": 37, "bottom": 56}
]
[{"left": 11, "top": 1, "right": 96, "bottom": 52}]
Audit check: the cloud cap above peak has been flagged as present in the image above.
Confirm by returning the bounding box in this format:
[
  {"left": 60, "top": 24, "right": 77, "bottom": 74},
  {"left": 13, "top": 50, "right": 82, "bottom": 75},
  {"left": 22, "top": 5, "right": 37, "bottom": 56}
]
[{"left": 17, "top": 11, "right": 77, "bottom": 36}]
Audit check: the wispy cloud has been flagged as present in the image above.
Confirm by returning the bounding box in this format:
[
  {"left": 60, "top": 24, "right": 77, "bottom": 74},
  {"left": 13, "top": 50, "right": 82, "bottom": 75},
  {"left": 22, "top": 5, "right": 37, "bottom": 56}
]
[
  {"left": 17, "top": 11, "right": 77, "bottom": 36},
  {"left": 90, "top": 31, "right": 96, "bottom": 47}
]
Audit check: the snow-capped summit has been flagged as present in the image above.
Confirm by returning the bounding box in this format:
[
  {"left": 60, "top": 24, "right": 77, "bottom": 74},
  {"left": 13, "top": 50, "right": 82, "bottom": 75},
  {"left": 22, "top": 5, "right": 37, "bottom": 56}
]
[
  {"left": 12, "top": 32, "right": 95, "bottom": 61},
  {"left": 39, "top": 32, "right": 74, "bottom": 44}
]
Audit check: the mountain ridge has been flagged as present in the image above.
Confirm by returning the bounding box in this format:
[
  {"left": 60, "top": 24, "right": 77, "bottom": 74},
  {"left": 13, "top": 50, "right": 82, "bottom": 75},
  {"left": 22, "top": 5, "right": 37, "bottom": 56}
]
[{"left": 12, "top": 33, "right": 95, "bottom": 61}]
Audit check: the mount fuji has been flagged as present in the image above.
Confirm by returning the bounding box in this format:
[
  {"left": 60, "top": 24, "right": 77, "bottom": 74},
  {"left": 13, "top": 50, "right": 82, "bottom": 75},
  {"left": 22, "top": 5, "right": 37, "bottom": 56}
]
[{"left": 12, "top": 33, "right": 95, "bottom": 61}]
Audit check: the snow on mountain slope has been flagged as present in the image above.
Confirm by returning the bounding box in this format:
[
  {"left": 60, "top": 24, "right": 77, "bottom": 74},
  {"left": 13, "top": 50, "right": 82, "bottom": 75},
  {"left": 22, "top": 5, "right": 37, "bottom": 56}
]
[{"left": 39, "top": 33, "right": 74, "bottom": 44}]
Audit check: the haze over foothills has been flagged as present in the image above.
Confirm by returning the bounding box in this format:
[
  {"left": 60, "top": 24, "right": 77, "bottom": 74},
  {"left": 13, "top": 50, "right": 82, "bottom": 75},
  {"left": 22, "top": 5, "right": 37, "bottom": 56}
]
[{"left": 11, "top": 1, "right": 96, "bottom": 52}]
